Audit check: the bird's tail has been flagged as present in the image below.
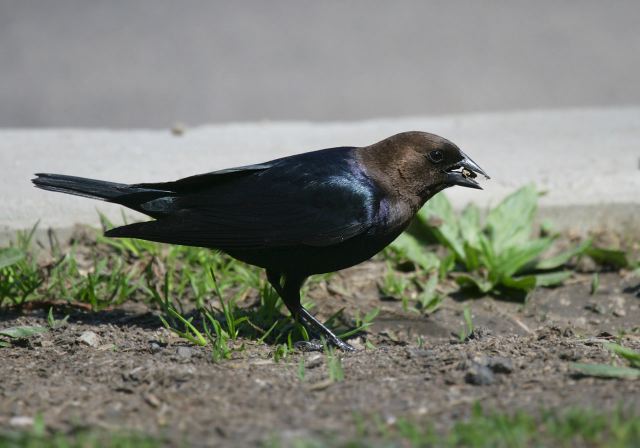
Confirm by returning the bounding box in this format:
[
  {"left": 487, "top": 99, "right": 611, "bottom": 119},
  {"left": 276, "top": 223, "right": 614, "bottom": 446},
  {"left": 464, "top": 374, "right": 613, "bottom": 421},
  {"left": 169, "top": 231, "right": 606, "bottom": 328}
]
[
  {"left": 32, "top": 173, "right": 130, "bottom": 201},
  {"left": 32, "top": 173, "right": 174, "bottom": 218}
]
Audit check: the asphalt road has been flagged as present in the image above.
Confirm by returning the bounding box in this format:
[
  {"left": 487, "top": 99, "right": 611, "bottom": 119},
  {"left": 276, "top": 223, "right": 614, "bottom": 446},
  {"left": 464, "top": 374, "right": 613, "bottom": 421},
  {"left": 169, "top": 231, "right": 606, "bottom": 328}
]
[{"left": 1, "top": 1, "right": 639, "bottom": 128}]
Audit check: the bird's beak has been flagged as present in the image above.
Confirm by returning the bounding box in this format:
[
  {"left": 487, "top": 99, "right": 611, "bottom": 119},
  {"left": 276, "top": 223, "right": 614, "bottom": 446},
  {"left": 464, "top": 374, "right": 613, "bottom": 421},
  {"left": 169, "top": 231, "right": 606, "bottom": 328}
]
[{"left": 445, "top": 151, "right": 490, "bottom": 190}]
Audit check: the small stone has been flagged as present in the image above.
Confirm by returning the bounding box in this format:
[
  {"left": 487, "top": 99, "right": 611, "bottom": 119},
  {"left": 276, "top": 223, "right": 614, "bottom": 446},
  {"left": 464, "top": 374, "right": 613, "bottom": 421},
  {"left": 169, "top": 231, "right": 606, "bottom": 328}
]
[
  {"left": 575, "top": 256, "right": 597, "bottom": 272},
  {"left": 308, "top": 378, "right": 334, "bottom": 391},
  {"left": 254, "top": 378, "right": 268, "bottom": 388},
  {"left": 149, "top": 342, "right": 163, "bottom": 354},
  {"left": 612, "top": 308, "right": 626, "bottom": 317},
  {"left": 77, "top": 331, "right": 100, "bottom": 348},
  {"left": 574, "top": 317, "right": 588, "bottom": 328},
  {"left": 176, "top": 346, "right": 193, "bottom": 359},
  {"left": 611, "top": 296, "right": 626, "bottom": 308},
  {"left": 144, "top": 393, "right": 161, "bottom": 409},
  {"left": 486, "top": 357, "right": 514, "bottom": 374},
  {"left": 585, "top": 303, "right": 605, "bottom": 314},
  {"left": 405, "top": 348, "right": 436, "bottom": 359},
  {"left": 171, "top": 123, "right": 186, "bottom": 136},
  {"left": 466, "top": 327, "right": 492, "bottom": 341},
  {"left": 305, "top": 354, "right": 324, "bottom": 369},
  {"left": 464, "top": 364, "right": 495, "bottom": 386},
  {"left": 9, "top": 416, "right": 34, "bottom": 427}
]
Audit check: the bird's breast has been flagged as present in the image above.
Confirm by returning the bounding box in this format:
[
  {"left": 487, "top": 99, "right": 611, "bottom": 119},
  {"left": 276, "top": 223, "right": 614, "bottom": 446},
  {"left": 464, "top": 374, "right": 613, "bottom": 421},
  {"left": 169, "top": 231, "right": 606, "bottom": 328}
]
[{"left": 373, "top": 197, "right": 416, "bottom": 236}]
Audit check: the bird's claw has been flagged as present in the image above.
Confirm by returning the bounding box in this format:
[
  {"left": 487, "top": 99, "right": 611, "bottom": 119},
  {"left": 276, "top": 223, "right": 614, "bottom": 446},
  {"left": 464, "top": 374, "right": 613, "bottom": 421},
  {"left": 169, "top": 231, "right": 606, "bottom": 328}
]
[
  {"left": 293, "top": 339, "right": 356, "bottom": 352},
  {"left": 294, "top": 340, "right": 324, "bottom": 352},
  {"left": 333, "top": 339, "right": 356, "bottom": 352}
]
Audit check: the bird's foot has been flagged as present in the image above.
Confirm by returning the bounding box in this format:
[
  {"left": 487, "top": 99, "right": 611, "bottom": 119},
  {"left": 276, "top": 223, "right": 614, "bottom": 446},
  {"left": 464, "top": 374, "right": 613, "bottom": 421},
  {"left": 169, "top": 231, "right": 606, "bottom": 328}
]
[
  {"left": 293, "top": 340, "right": 324, "bottom": 352},
  {"left": 293, "top": 338, "right": 355, "bottom": 352},
  {"left": 331, "top": 338, "right": 356, "bottom": 352},
  {"left": 296, "top": 308, "right": 357, "bottom": 352}
]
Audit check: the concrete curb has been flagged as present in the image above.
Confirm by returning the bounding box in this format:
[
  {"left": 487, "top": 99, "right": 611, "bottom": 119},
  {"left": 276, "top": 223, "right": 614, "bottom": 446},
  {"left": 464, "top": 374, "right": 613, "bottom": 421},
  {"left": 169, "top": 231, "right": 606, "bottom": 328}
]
[{"left": 2, "top": 108, "right": 639, "bottom": 244}]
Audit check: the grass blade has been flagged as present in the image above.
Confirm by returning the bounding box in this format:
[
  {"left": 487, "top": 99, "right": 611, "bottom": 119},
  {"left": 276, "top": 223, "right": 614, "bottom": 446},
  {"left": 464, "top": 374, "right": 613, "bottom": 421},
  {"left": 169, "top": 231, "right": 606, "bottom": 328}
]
[
  {"left": 0, "top": 248, "right": 25, "bottom": 269},
  {"left": 455, "top": 273, "right": 493, "bottom": 293},
  {"left": 532, "top": 271, "right": 572, "bottom": 287},
  {"left": 571, "top": 363, "right": 640, "bottom": 379},
  {"left": 604, "top": 343, "right": 640, "bottom": 368},
  {"left": 0, "top": 325, "right": 48, "bottom": 338},
  {"left": 535, "top": 239, "right": 591, "bottom": 270},
  {"left": 585, "top": 247, "right": 629, "bottom": 269},
  {"left": 418, "top": 192, "right": 465, "bottom": 261},
  {"left": 501, "top": 275, "right": 537, "bottom": 291},
  {"left": 390, "top": 233, "right": 440, "bottom": 272},
  {"left": 459, "top": 204, "right": 482, "bottom": 250},
  {"left": 590, "top": 273, "right": 600, "bottom": 295}
]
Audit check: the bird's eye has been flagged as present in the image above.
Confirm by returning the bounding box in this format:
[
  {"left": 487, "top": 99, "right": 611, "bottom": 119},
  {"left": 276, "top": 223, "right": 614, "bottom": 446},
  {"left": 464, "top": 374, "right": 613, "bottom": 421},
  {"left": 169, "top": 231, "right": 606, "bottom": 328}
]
[{"left": 428, "top": 150, "right": 444, "bottom": 163}]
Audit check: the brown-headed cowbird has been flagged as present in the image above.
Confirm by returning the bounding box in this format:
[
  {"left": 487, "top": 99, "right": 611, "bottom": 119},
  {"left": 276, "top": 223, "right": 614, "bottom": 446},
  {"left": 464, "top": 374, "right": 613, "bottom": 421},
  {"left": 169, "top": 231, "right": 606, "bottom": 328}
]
[{"left": 32, "top": 131, "right": 488, "bottom": 350}]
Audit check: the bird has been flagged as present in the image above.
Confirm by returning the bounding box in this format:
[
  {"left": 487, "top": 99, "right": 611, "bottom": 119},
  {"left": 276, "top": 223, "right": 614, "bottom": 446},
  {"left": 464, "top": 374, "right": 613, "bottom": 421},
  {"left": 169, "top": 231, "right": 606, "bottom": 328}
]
[{"left": 32, "top": 131, "right": 488, "bottom": 351}]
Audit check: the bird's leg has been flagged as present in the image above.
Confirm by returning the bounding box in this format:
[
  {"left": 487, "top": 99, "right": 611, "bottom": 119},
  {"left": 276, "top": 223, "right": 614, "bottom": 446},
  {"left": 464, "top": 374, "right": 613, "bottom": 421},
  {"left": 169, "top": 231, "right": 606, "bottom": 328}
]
[
  {"left": 267, "top": 270, "right": 321, "bottom": 351},
  {"left": 276, "top": 273, "right": 355, "bottom": 352},
  {"left": 266, "top": 269, "right": 285, "bottom": 297},
  {"left": 297, "top": 307, "right": 355, "bottom": 352}
]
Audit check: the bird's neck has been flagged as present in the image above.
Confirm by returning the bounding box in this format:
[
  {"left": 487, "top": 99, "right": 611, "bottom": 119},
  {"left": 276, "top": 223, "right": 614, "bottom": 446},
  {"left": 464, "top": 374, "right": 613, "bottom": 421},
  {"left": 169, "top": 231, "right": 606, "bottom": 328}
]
[{"left": 356, "top": 145, "right": 429, "bottom": 214}]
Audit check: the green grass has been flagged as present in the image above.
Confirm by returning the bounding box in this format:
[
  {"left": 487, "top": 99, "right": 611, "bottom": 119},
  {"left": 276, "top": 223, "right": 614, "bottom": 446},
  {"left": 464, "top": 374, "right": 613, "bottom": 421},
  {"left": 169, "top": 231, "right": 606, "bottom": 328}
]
[
  {"left": 6, "top": 406, "right": 638, "bottom": 448},
  {"left": 324, "top": 344, "right": 345, "bottom": 382},
  {"left": 0, "top": 417, "right": 163, "bottom": 448},
  {"left": 572, "top": 342, "right": 640, "bottom": 380},
  {"left": 270, "top": 405, "right": 640, "bottom": 448},
  {"left": 458, "top": 306, "right": 475, "bottom": 342},
  {"left": 1, "top": 187, "right": 637, "bottom": 352},
  {"left": 0, "top": 215, "right": 374, "bottom": 359}
]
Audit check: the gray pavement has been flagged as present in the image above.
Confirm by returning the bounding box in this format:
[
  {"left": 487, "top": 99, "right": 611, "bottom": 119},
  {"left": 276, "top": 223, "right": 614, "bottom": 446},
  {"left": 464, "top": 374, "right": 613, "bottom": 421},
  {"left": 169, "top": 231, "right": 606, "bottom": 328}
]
[
  {"left": 2, "top": 108, "right": 639, "bottom": 243},
  {"left": 1, "top": 1, "right": 640, "bottom": 128}
]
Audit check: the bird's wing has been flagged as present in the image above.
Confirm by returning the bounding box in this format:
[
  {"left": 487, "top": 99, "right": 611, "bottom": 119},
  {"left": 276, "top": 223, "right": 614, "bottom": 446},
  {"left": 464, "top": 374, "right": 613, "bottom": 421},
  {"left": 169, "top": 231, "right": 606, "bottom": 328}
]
[
  {"left": 131, "top": 162, "right": 274, "bottom": 193},
  {"left": 107, "top": 154, "right": 378, "bottom": 249}
]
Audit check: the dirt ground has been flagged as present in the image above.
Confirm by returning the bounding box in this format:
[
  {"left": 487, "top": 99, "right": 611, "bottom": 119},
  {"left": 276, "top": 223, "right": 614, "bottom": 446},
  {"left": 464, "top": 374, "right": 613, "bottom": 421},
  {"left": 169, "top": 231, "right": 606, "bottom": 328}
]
[{"left": 1, "top": 262, "right": 639, "bottom": 447}]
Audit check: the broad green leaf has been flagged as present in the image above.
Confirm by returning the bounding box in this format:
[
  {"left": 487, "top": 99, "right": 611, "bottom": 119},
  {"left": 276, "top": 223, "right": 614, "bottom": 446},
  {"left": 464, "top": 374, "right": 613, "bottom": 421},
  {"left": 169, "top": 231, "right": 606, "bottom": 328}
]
[
  {"left": 390, "top": 233, "right": 440, "bottom": 272},
  {"left": 533, "top": 271, "right": 572, "bottom": 287},
  {"left": 586, "top": 247, "right": 629, "bottom": 269},
  {"left": 418, "top": 275, "right": 442, "bottom": 313},
  {"left": 455, "top": 274, "right": 493, "bottom": 293},
  {"left": 604, "top": 343, "right": 640, "bottom": 368},
  {"left": 571, "top": 363, "right": 640, "bottom": 379},
  {"left": 486, "top": 185, "right": 538, "bottom": 253},
  {"left": 536, "top": 239, "right": 592, "bottom": 270},
  {"left": 495, "top": 238, "right": 554, "bottom": 278},
  {"left": 476, "top": 232, "right": 497, "bottom": 271},
  {"left": 439, "top": 251, "right": 456, "bottom": 279},
  {"left": 0, "top": 341, "right": 10, "bottom": 348},
  {"left": 459, "top": 204, "right": 482, "bottom": 249},
  {"left": 0, "top": 248, "right": 25, "bottom": 269},
  {"left": 419, "top": 193, "right": 464, "bottom": 261},
  {"left": 501, "top": 275, "right": 537, "bottom": 291},
  {"left": 463, "top": 242, "right": 480, "bottom": 271},
  {"left": 420, "top": 273, "right": 438, "bottom": 297},
  {"left": 0, "top": 325, "right": 48, "bottom": 339}
]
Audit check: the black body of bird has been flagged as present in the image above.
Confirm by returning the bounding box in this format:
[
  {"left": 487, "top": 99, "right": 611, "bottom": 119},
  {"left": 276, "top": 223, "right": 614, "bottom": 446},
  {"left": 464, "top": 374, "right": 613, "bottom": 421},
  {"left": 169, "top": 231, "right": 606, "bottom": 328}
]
[{"left": 33, "top": 132, "right": 489, "bottom": 351}]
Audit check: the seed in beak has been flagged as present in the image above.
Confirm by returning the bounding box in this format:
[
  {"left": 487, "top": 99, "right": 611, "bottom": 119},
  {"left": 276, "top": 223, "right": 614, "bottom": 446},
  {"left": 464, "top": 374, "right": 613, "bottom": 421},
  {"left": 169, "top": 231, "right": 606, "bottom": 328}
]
[{"left": 462, "top": 168, "right": 476, "bottom": 179}]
